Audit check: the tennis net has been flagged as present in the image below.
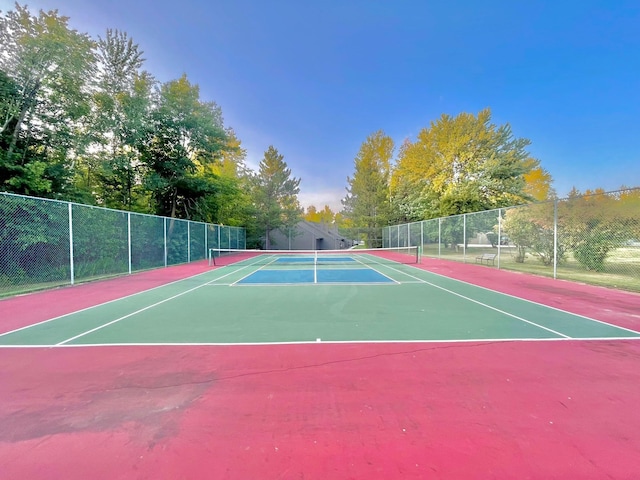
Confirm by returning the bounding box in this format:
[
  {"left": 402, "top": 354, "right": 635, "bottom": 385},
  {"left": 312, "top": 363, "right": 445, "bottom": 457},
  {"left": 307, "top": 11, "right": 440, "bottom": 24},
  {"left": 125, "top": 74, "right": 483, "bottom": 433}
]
[{"left": 208, "top": 246, "right": 420, "bottom": 267}]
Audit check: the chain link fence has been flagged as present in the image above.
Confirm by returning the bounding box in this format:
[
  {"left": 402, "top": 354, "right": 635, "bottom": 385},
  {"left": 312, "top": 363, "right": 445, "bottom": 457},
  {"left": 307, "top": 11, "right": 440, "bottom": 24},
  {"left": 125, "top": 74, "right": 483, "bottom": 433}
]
[
  {"left": 383, "top": 188, "right": 640, "bottom": 292},
  {"left": 337, "top": 227, "right": 383, "bottom": 248},
  {"left": 0, "top": 192, "right": 246, "bottom": 297}
]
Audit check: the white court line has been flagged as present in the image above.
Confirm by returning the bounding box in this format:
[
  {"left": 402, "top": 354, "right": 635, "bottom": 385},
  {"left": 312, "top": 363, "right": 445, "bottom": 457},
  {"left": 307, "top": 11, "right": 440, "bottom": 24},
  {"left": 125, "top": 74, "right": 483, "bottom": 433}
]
[
  {"left": 231, "top": 280, "right": 397, "bottom": 287},
  {"left": 2, "top": 336, "right": 640, "bottom": 349}
]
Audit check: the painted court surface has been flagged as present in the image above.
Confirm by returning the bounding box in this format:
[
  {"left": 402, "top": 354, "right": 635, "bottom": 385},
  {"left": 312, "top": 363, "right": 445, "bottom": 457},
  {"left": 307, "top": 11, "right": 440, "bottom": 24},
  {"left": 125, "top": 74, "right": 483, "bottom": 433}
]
[{"left": 1, "top": 251, "right": 640, "bottom": 479}]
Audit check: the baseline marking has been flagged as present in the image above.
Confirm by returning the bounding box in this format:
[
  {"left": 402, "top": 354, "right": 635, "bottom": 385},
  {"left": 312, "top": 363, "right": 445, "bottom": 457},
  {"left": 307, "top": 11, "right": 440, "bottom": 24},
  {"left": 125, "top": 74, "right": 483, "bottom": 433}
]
[{"left": 2, "top": 336, "right": 640, "bottom": 349}]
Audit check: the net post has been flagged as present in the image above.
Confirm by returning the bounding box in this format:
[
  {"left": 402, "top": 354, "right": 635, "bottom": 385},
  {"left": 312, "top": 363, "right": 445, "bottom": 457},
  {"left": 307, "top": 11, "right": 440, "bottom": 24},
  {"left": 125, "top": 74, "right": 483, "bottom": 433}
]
[{"left": 208, "top": 248, "right": 218, "bottom": 266}]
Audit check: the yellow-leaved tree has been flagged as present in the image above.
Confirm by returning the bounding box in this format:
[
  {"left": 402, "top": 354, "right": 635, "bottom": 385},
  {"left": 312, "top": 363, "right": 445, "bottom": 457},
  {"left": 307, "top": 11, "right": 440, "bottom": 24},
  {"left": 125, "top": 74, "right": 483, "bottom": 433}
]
[
  {"left": 390, "top": 108, "right": 536, "bottom": 220},
  {"left": 523, "top": 159, "right": 555, "bottom": 201},
  {"left": 304, "top": 205, "right": 336, "bottom": 225}
]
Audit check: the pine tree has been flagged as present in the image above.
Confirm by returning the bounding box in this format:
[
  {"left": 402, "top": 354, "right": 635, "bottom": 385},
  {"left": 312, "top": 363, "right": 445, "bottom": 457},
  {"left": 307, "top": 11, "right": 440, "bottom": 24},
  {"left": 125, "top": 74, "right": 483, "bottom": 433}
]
[
  {"left": 252, "top": 146, "right": 302, "bottom": 249},
  {"left": 343, "top": 131, "right": 394, "bottom": 247}
]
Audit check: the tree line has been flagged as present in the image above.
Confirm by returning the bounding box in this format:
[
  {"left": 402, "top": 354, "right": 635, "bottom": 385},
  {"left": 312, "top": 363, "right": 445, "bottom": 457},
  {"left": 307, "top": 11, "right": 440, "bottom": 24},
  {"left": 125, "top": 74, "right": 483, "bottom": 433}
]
[
  {"left": 0, "top": 4, "right": 301, "bottom": 248},
  {"left": 342, "top": 109, "right": 561, "bottom": 246},
  {"left": 343, "top": 109, "right": 637, "bottom": 253}
]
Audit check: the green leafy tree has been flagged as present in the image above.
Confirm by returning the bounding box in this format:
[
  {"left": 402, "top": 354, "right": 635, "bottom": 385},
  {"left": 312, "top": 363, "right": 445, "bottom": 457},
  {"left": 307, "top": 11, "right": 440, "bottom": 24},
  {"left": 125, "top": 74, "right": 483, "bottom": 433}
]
[
  {"left": 139, "top": 74, "right": 228, "bottom": 220},
  {"left": 343, "top": 130, "right": 394, "bottom": 247},
  {"left": 563, "top": 188, "right": 637, "bottom": 272},
  {"left": 88, "top": 29, "right": 152, "bottom": 210},
  {"left": 196, "top": 128, "right": 261, "bottom": 247},
  {"left": 252, "top": 146, "right": 302, "bottom": 249},
  {"left": 502, "top": 203, "right": 563, "bottom": 264},
  {"left": 0, "top": 69, "right": 20, "bottom": 138},
  {"left": 0, "top": 3, "right": 95, "bottom": 198}
]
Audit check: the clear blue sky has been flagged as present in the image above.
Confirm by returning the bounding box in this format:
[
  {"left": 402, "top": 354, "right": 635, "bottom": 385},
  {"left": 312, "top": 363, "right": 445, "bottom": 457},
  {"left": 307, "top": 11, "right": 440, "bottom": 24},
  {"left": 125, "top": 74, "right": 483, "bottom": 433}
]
[{"left": 4, "top": 0, "right": 639, "bottom": 210}]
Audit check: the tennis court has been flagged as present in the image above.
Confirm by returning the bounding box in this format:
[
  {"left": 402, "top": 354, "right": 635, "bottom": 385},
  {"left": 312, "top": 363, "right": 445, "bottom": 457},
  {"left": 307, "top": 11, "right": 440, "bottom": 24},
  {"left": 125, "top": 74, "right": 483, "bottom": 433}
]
[
  {"left": 1, "top": 249, "right": 640, "bottom": 479},
  {"left": 1, "top": 247, "right": 638, "bottom": 346}
]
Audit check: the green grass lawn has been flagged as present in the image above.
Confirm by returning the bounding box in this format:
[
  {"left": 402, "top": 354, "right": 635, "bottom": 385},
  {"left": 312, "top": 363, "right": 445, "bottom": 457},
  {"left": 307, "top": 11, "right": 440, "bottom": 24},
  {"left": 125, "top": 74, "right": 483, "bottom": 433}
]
[{"left": 423, "top": 245, "right": 640, "bottom": 293}]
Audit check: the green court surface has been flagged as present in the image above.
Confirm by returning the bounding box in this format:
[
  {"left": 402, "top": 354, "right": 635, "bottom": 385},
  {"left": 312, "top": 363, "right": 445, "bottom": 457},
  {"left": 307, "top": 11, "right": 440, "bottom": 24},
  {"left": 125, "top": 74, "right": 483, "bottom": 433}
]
[{"left": 1, "top": 258, "right": 639, "bottom": 347}]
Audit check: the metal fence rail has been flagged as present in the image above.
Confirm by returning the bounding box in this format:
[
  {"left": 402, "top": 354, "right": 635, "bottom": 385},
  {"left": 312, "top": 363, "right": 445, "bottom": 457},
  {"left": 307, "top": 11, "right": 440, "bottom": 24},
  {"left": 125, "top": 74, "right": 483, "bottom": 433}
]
[
  {"left": 0, "top": 192, "right": 246, "bottom": 297},
  {"left": 383, "top": 188, "right": 640, "bottom": 292}
]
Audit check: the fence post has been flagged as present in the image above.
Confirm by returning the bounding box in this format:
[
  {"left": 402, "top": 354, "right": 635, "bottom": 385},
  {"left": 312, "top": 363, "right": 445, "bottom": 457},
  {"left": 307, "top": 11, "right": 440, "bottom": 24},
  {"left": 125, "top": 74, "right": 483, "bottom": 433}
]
[
  {"left": 187, "top": 221, "right": 191, "bottom": 263},
  {"left": 497, "top": 209, "right": 502, "bottom": 269},
  {"left": 68, "top": 203, "right": 75, "bottom": 285},
  {"left": 553, "top": 199, "right": 558, "bottom": 279},
  {"left": 164, "top": 217, "right": 167, "bottom": 267},
  {"left": 438, "top": 218, "right": 442, "bottom": 257},
  {"left": 463, "top": 214, "right": 467, "bottom": 262},
  {"left": 127, "top": 212, "right": 132, "bottom": 274}
]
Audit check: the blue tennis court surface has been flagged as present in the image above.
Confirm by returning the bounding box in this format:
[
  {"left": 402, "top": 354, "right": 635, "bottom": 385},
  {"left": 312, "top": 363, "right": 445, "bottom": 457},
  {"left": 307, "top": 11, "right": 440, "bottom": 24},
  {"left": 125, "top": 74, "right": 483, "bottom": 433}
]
[
  {"left": 236, "top": 268, "right": 395, "bottom": 284},
  {"left": 273, "top": 256, "right": 357, "bottom": 264},
  {"left": 318, "top": 268, "right": 393, "bottom": 283}
]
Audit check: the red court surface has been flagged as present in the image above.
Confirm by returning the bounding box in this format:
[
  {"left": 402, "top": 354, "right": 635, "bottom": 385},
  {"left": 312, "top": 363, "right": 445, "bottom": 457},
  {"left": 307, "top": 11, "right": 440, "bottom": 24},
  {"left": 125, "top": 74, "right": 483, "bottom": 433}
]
[{"left": 1, "top": 259, "right": 640, "bottom": 479}]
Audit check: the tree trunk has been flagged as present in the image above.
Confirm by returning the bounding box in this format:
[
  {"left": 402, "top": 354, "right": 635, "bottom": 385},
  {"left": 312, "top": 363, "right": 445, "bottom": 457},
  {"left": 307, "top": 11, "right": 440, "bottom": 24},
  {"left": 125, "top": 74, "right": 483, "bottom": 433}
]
[
  {"left": 6, "top": 103, "right": 29, "bottom": 160},
  {"left": 7, "top": 81, "right": 40, "bottom": 161}
]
